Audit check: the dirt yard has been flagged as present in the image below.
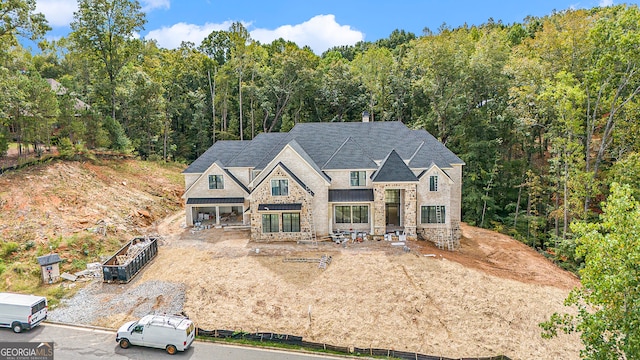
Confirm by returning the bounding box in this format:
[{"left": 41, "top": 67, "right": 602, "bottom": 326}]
[
  {"left": 1, "top": 159, "right": 582, "bottom": 359},
  {"left": 120, "top": 212, "right": 581, "bottom": 360}
]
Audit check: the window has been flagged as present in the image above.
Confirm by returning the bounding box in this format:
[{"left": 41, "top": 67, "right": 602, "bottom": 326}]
[
  {"left": 262, "top": 214, "right": 279, "bottom": 232},
  {"left": 350, "top": 171, "right": 366, "bottom": 186},
  {"left": 335, "top": 205, "right": 369, "bottom": 224},
  {"left": 282, "top": 213, "right": 301, "bottom": 232},
  {"left": 335, "top": 206, "right": 351, "bottom": 223},
  {"left": 208, "top": 175, "right": 224, "bottom": 189},
  {"left": 429, "top": 175, "right": 438, "bottom": 191},
  {"left": 352, "top": 205, "right": 369, "bottom": 223},
  {"left": 385, "top": 189, "right": 400, "bottom": 203},
  {"left": 421, "top": 206, "right": 446, "bottom": 224},
  {"left": 271, "top": 179, "right": 288, "bottom": 196},
  {"left": 31, "top": 300, "right": 46, "bottom": 314}
]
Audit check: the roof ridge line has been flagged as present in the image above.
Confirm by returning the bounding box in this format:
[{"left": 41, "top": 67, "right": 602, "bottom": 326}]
[{"left": 322, "top": 136, "right": 351, "bottom": 168}]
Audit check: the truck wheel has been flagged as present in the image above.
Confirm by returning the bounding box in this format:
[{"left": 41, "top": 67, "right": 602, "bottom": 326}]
[
  {"left": 119, "top": 339, "right": 130, "bottom": 349},
  {"left": 12, "top": 322, "right": 23, "bottom": 333},
  {"left": 166, "top": 345, "right": 177, "bottom": 355}
]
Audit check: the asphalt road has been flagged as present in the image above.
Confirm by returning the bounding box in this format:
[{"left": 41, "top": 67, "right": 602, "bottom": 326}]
[{"left": 0, "top": 323, "right": 349, "bottom": 360}]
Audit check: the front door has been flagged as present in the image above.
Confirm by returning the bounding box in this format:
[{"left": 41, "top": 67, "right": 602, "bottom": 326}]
[{"left": 385, "top": 189, "right": 401, "bottom": 227}]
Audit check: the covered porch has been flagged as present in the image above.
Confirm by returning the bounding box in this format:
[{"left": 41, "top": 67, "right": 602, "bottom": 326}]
[{"left": 186, "top": 197, "right": 246, "bottom": 226}]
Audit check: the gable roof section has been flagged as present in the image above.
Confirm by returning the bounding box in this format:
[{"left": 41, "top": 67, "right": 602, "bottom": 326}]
[
  {"left": 183, "top": 140, "right": 250, "bottom": 173},
  {"left": 253, "top": 162, "right": 314, "bottom": 196},
  {"left": 323, "top": 137, "right": 378, "bottom": 169},
  {"left": 286, "top": 140, "right": 331, "bottom": 182},
  {"left": 224, "top": 169, "right": 250, "bottom": 194},
  {"left": 408, "top": 130, "right": 465, "bottom": 169},
  {"left": 226, "top": 132, "right": 288, "bottom": 167},
  {"left": 417, "top": 163, "right": 453, "bottom": 183},
  {"left": 371, "top": 149, "right": 418, "bottom": 182}
]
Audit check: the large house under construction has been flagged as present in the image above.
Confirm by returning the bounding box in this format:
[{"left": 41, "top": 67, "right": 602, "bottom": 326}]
[{"left": 182, "top": 116, "right": 464, "bottom": 248}]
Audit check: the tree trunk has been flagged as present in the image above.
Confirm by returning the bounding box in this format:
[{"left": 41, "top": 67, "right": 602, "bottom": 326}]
[
  {"left": 238, "top": 69, "right": 243, "bottom": 140},
  {"left": 208, "top": 69, "right": 216, "bottom": 144}
]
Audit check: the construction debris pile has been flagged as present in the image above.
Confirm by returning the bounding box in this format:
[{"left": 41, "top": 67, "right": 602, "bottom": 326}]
[
  {"left": 60, "top": 262, "right": 102, "bottom": 282},
  {"left": 116, "top": 237, "right": 154, "bottom": 265},
  {"left": 283, "top": 255, "right": 333, "bottom": 269}
]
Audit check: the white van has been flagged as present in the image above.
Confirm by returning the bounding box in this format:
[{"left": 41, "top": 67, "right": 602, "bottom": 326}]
[
  {"left": 0, "top": 292, "right": 48, "bottom": 333},
  {"left": 116, "top": 314, "right": 195, "bottom": 355}
]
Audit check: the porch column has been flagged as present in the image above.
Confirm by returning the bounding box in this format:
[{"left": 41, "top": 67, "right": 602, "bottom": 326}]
[
  {"left": 403, "top": 186, "right": 417, "bottom": 236},
  {"left": 373, "top": 184, "right": 386, "bottom": 236}
]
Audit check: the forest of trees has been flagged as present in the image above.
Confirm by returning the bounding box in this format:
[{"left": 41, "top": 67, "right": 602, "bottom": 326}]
[{"left": 3, "top": 1, "right": 640, "bottom": 273}]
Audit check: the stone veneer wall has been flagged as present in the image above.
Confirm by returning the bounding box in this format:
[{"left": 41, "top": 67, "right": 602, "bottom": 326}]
[
  {"left": 372, "top": 183, "right": 417, "bottom": 236},
  {"left": 250, "top": 167, "right": 314, "bottom": 242}
]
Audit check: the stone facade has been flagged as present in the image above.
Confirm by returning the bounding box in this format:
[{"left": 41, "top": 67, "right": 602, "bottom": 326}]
[
  {"left": 372, "top": 183, "right": 417, "bottom": 236},
  {"left": 250, "top": 167, "right": 314, "bottom": 242}
]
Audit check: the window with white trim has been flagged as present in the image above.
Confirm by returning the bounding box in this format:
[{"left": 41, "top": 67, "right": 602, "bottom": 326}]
[
  {"left": 282, "top": 213, "right": 300, "bottom": 232},
  {"left": 335, "top": 205, "right": 369, "bottom": 224},
  {"left": 271, "top": 179, "right": 288, "bottom": 196},
  {"left": 421, "top": 205, "right": 445, "bottom": 224},
  {"left": 208, "top": 175, "right": 224, "bottom": 189},
  {"left": 429, "top": 175, "right": 438, "bottom": 191},
  {"left": 350, "top": 171, "right": 366, "bottom": 186},
  {"left": 262, "top": 214, "right": 279, "bottom": 232}
]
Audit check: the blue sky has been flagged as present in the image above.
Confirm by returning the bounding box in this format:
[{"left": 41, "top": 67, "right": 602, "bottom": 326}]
[{"left": 34, "top": 0, "right": 638, "bottom": 54}]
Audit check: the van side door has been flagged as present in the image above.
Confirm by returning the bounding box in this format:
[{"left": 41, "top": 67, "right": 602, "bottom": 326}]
[{"left": 128, "top": 324, "right": 144, "bottom": 346}]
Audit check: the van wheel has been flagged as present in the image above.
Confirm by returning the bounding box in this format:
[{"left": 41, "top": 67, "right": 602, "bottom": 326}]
[
  {"left": 11, "top": 322, "right": 23, "bottom": 333},
  {"left": 119, "top": 339, "right": 130, "bottom": 349},
  {"left": 166, "top": 345, "right": 177, "bottom": 355}
]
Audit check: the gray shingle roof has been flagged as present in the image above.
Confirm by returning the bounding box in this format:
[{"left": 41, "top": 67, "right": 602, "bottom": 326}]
[
  {"left": 371, "top": 149, "right": 418, "bottom": 182},
  {"left": 226, "top": 133, "right": 288, "bottom": 167},
  {"left": 37, "top": 253, "right": 61, "bottom": 266},
  {"left": 323, "top": 137, "right": 378, "bottom": 169},
  {"left": 187, "top": 121, "right": 463, "bottom": 181},
  {"left": 183, "top": 141, "right": 250, "bottom": 173}
]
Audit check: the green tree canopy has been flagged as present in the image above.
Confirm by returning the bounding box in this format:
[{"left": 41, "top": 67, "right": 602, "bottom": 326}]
[{"left": 541, "top": 182, "right": 640, "bottom": 359}]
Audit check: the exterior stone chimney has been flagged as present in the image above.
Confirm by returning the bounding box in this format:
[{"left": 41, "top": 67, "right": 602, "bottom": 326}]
[{"left": 362, "top": 111, "right": 370, "bottom": 122}]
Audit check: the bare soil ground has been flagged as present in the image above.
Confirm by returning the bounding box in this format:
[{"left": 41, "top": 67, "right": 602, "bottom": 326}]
[
  {"left": 126, "top": 212, "right": 581, "bottom": 360},
  {"left": 1, "top": 160, "right": 582, "bottom": 359}
]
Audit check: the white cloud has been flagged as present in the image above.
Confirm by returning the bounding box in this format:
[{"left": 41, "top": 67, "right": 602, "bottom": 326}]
[
  {"left": 145, "top": 21, "right": 236, "bottom": 49},
  {"left": 141, "top": 0, "right": 170, "bottom": 12},
  {"left": 146, "top": 14, "right": 364, "bottom": 54},
  {"left": 599, "top": 0, "right": 613, "bottom": 6},
  {"left": 251, "top": 14, "right": 364, "bottom": 54},
  {"left": 35, "top": 0, "right": 77, "bottom": 27},
  {"left": 35, "top": 0, "right": 168, "bottom": 29}
]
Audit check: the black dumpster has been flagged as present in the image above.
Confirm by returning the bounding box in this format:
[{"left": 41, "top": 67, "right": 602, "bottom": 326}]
[{"left": 102, "top": 236, "right": 158, "bottom": 283}]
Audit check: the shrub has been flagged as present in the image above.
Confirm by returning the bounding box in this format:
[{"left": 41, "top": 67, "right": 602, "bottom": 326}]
[
  {"left": 58, "top": 138, "right": 75, "bottom": 158},
  {"left": 2, "top": 242, "right": 19, "bottom": 257}
]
